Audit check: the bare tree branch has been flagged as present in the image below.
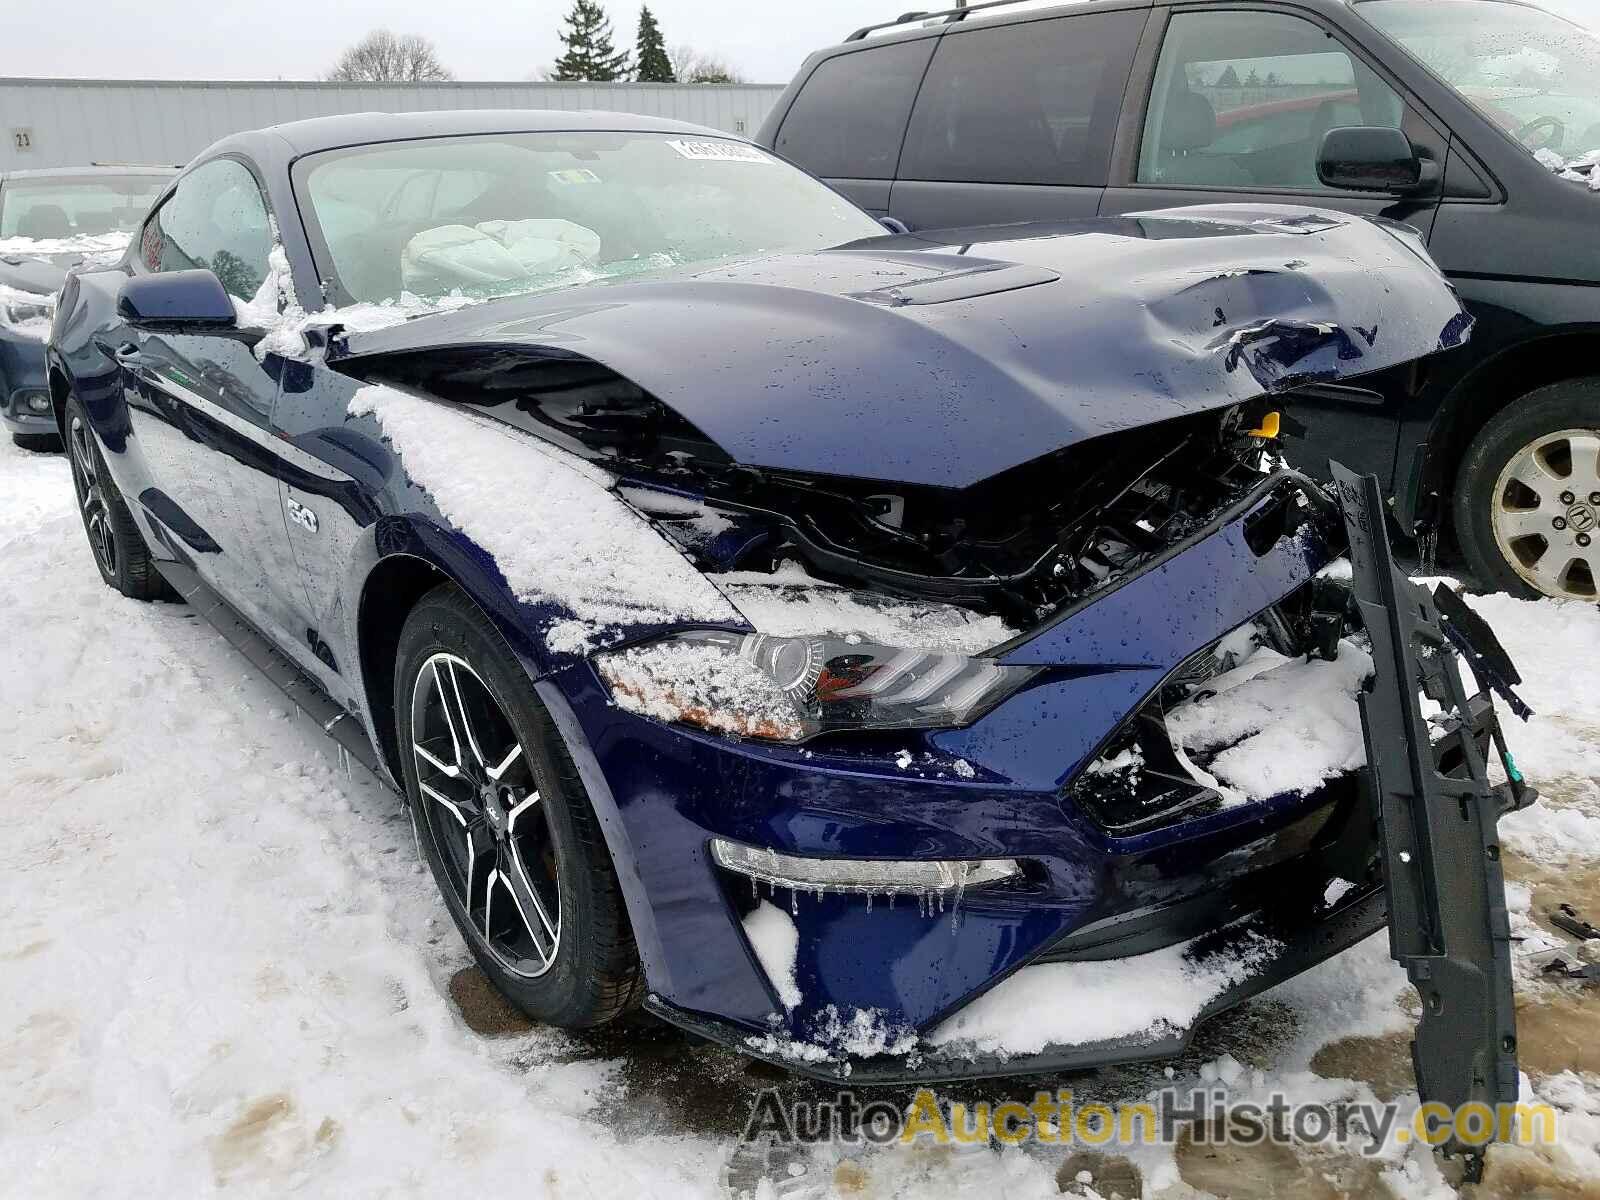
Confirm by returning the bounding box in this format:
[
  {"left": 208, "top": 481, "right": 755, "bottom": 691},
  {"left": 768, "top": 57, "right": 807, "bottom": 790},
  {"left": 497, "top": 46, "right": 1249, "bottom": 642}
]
[
  {"left": 668, "top": 43, "right": 747, "bottom": 84},
  {"left": 327, "top": 29, "right": 453, "bottom": 83}
]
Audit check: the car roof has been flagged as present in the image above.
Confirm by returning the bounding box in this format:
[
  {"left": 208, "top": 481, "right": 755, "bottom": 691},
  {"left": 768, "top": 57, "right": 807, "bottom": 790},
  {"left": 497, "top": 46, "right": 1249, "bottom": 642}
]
[
  {"left": 0, "top": 164, "right": 177, "bottom": 182},
  {"left": 254, "top": 108, "right": 733, "bottom": 157}
]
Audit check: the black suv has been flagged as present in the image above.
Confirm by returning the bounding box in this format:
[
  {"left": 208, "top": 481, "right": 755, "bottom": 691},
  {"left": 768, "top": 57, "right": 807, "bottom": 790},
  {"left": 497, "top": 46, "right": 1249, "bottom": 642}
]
[{"left": 757, "top": 0, "right": 1600, "bottom": 602}]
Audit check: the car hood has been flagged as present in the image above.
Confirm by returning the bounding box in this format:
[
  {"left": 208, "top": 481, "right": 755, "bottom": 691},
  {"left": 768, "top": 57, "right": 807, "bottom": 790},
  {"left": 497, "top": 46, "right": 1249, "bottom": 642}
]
[
  {"left": 331, "top": 204, "right": 1471, "bottom": 489},
  {"left": 0, "top": 254, "right": 69, "bottom": 296}
]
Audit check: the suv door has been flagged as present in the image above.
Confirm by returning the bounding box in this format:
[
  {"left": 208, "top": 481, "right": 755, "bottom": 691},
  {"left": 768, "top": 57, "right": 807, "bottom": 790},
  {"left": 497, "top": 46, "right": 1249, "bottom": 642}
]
[
  {"left": 767, "top": 36, "right": 936, "bottom": 215},
  {"left": 1102, "top": 4, "right": 1450, "bottom": 489},
  {"left": 890, "top": 8, "right": 1146, "bottom": 230},
  {"left": 122, "top": 158, "right": 310, "bottom": 651},
  {"left": 1104, "top": 5, "right": 1445, "bottom": 224}
]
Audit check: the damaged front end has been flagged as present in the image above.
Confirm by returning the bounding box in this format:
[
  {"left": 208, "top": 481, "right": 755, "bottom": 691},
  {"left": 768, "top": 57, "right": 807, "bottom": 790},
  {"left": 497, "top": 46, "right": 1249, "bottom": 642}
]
[{"left": 328, "top": 205, "right": 1526, "bottom": 1164}]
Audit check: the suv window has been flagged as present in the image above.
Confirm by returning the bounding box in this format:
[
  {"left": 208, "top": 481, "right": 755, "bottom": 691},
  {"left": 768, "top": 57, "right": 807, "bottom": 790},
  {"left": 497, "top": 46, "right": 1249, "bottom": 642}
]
[
  {"left": 1139, "top": 10, "right": 1404, "bottom": 190},
  {"left": 139, "top": 158, "right": 273, "bottom": 301},
  {"left": 774, "top": 39, "right": 935, "bottom": 180},
  {"left": 899, "top": 10, "right": 1144, "bottom": 186}
]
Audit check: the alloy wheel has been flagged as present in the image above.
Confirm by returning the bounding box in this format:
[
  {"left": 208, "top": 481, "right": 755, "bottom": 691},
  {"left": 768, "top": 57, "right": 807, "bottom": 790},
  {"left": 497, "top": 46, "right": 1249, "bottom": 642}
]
[
  {"left": 410, "top": 652, "right": 562, "bottom": 977},
  {"left": 68, "top": 415, "right": 116, "bottom": 578},
  {"left": 1491, "top": 428, "right": 1600, "bottom": 601}
]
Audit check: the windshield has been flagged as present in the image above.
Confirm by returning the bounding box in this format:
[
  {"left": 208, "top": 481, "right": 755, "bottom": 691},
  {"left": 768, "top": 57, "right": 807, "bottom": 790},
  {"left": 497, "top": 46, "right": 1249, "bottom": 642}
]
[
  {"left": 0, "top": 175, "right": 170, "bottom": 240},
  {"left": 295, "top": 131, "right": 885, "bottom": 306},
  {"left": 1361, "top": 1, "right": 1600, "bottom": 160}
]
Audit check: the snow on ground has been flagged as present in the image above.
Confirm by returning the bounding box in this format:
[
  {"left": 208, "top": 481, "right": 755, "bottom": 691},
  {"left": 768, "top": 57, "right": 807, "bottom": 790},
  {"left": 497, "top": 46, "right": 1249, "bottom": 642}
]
[
  {"left": 4, "top": 434, "right": 1600, "bottom": 1199},
  {"left": 0, "top": 440, "right": 722, "bottom": 1198}
]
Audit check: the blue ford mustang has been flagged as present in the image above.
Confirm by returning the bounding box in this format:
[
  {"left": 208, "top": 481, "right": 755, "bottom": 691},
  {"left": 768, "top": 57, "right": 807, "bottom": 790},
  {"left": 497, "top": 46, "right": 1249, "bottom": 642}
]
[{"left": 45, "top": 111, "right": 1527, "bottom": 1113}]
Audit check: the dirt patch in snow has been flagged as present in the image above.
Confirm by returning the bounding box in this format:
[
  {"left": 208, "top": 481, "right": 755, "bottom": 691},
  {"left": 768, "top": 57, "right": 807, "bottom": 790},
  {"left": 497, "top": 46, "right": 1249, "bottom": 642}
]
[
  {"left": 1310, "top": 1031, "right": 1416, "bottom": 1103},
  {"left": 449, "top": 966, "right": 537, "bottom": 1038},
  {"left": 209, "top": 1093, "right": 339, "bottom": 1187},
  {"left": 1176, "top": 1124, "right": 1388, "bottom": 1199}
]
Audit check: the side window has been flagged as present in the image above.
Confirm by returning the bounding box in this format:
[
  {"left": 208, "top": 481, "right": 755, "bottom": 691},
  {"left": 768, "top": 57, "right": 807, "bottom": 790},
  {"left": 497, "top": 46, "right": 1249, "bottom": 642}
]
[
  {"left": 774, "top": 39, "right": 935, "bottom": 180},
  {"left": 898, "top": 10, "right": 1144, "bottom": 186},
  {"left": 140, "top": 158, "right": 273, "bottom": 300},
  {"left": 1138, "top": 11, "right": 1405, "bottom": 190}
]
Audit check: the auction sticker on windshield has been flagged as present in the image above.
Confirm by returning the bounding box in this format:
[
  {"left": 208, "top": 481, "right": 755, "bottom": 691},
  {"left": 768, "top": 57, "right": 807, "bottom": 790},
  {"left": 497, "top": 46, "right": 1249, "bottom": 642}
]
[{"left": 666, "top": 139, "right": 771, "bottom": 163}]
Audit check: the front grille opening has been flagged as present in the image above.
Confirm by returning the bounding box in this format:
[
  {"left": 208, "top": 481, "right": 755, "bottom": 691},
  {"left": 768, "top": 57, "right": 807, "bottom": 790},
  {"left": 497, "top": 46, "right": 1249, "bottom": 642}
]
[{"left": 1062, "top": 573, "right": 1360, "bottom": 835}]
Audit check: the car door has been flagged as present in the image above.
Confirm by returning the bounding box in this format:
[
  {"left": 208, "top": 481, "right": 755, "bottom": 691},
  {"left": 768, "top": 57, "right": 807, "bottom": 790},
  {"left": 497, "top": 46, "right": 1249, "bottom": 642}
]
[
  {"left": 121, "top": 157, "right": 312, "bottom": 654},
  {"left": 1098, "top": 4, "right": 1451, "bottom": 489},
  {"left": 887, "top": 7, "right": 1146, "bottom": 230}
]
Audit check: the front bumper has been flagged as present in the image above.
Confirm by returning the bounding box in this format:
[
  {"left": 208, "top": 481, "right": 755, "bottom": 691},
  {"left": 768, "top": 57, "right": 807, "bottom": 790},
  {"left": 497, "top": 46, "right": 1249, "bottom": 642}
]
[
  {"left": 549, "top": 468, "right": 1519, "bottom": 1086},
  {"left": 0, "top": 331, "right": 52, "bottom": 435}
]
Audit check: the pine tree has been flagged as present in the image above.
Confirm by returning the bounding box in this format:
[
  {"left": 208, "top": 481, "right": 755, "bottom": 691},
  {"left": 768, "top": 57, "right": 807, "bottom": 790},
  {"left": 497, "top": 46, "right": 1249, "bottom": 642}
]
[
  {"left": 634, "top": 6, "right": 674, "bottom": 83},
  {"left": 550, "top": 1, "right": 630, "bottom": 82}
]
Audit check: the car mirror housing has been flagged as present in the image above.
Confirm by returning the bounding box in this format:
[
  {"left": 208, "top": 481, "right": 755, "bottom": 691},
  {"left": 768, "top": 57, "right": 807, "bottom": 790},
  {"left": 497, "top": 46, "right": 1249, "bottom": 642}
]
[
  {"left": 116, "top": 270, "right": 238, "bottom": 329},
  {"left": 1317, "top": 127, "right": 1435, "bottom": 195}
]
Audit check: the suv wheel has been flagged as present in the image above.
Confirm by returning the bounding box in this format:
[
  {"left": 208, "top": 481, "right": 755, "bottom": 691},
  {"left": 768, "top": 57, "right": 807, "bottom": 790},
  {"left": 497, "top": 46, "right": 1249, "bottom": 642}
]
[
  {"left": 64, "top": 396, "right": 175, "bottom": 601},
  {"left": 395, "top": 584, "right": 644, "bottom": 1027},
  {"left": 1454, "top": 380, "right": 1600, "bottom": 602}
]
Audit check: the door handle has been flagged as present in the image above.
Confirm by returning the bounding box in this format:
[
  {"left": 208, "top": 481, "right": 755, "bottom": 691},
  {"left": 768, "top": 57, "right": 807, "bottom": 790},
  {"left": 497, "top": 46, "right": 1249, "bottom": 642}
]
[{"left": 114, "top": 342, "right": 143, "bottom": 362}]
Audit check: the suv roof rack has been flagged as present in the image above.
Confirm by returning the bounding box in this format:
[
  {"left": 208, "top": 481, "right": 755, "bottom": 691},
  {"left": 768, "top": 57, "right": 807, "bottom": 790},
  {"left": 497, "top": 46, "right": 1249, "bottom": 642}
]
[{"left": 845, "top": 0, "right": 1065, "bottom": 41}]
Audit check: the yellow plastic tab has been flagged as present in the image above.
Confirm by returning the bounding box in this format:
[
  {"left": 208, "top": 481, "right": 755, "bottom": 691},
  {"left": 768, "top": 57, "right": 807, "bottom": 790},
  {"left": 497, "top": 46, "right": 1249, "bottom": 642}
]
[{"left": 1247, "top": 411, "right": 1281, "bottom": 439}]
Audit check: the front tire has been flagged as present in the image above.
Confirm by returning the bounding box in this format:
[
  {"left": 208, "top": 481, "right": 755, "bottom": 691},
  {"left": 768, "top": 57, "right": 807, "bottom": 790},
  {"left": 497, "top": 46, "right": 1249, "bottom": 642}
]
[
  {"left": 1454, "top": 381, "right": 1600, "bottom": 602},
  {"left": 64, "top": 396, "right": 173, "bottom": 601},
  {"left": 395, "top": 584, "right": 644, "bottom": 1028}
]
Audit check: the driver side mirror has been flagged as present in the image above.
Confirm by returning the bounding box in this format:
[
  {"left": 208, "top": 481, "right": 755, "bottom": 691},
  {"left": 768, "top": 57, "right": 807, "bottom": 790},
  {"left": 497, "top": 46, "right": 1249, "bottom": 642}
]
[
  {"left": 117, "top": 269, "right": 237, "bottom": 329},
  {"left": 1316, "top": 127, "right": 1438, "bottom": 195}
]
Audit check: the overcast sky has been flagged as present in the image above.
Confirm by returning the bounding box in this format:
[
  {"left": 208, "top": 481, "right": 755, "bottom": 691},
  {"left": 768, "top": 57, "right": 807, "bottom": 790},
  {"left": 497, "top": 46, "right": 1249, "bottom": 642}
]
[{"left": 7, "top": 0, "right": 1599, "bottom": 84}]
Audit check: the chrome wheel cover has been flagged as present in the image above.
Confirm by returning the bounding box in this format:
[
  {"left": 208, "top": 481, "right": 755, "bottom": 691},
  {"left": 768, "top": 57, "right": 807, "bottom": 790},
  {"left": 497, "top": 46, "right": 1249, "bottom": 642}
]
[
  {"left": 410, "top": 652, "right": 561, "bottom": 978},
  {"left": 1491, "top": 427, "right": 1600, "bottom": 601},
  {"left": 68, "top": 415, "right": 116, "bottom": 578}
]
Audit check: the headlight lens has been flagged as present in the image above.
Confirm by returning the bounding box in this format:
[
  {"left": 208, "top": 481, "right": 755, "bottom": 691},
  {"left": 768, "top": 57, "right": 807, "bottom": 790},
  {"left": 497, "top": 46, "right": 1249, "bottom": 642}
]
[
  {"left": 0, "top": 290, "right": 55, "bottom": 332},
  {"left": 596, "top": 629, "right": 1038, "bottom": 742}
]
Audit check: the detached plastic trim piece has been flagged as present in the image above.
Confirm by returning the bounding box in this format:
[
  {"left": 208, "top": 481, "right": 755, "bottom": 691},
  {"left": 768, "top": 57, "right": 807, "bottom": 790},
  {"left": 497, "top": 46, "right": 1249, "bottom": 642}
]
[{"left": 1331, "top": 461, "right": 1530, "bottom": 1181}]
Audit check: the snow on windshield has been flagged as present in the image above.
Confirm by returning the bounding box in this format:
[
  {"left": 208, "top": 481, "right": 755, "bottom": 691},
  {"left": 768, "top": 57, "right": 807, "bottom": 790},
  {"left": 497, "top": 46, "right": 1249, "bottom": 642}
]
[{"left": 1535, "top": 146, "right": 1600, "bottom": 190}]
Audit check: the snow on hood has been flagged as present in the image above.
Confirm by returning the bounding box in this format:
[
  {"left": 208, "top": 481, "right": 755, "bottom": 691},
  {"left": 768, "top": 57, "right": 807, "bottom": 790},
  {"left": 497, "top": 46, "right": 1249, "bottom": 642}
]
[
  {"left": 1534, "top": 146, "right": 1600, "bottom": 191},
  {"left": 0, "top": 231, "right": 132, "bottom": 265},
  {"left": 346, "top": 384, "right": 739, "bottom": 648}
]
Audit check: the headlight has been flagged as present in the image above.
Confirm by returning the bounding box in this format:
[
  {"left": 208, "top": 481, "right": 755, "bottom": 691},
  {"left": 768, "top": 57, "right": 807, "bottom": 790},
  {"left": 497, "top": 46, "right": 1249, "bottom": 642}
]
[
  {"left": 595, "top": 629, "right": 1038, "bottom": 742},
  {"left": 1, "top": 291, "right": 55, "bottom": 331}
]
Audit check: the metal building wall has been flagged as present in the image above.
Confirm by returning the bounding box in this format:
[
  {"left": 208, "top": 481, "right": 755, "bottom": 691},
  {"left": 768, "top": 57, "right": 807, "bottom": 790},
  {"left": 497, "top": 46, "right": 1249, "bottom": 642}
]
[{"left": 0, "top": 78, "right": 787, "bottom": 171}]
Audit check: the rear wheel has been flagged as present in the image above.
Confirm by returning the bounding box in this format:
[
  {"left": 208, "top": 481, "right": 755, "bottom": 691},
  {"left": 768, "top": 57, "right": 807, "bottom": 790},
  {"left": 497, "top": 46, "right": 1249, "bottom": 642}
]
[
  {"left": 395, "top": 584, "right": 643, "bottom": 1027},
  {"left": 1454, "top": 381, "right": 1600, "bottom": 602},
  {"left": 64, "top": 396, "right": 172, "bottom": 601}
]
